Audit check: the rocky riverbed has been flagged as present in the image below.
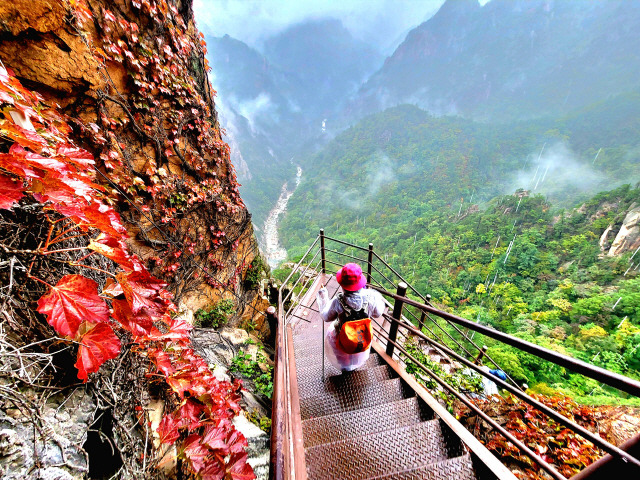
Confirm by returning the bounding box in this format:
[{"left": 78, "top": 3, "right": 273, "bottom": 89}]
[{"left": 263, "top": 166, "right": 302, "bottom": 269}]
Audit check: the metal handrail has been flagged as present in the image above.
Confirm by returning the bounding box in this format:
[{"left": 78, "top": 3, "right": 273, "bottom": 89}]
[
  {"left": 381, "top": 312, "right": 640, "bottom": 469},
  {"left": 327, "top": 234, "right": 521, "bottom": 387},
  {"left": 375, "top": 329, "right": 568, "bottom": 480},
  {"left": 272, "top": 230, "right": 640, "bottom": 479},
  {"left": 370, "top": 250, "right": 520, "bottom": 387},
  {"left": 370, "top": 286, "right": 640, "bottom": 398}
]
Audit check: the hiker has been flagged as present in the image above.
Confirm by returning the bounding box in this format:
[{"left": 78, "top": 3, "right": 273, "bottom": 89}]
[{"left": 317, "top": 263, "right": 385, "bottom": 371}]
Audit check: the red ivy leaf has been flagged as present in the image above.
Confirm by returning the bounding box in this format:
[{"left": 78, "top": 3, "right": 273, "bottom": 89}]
[
  {"left": 37, "top": 275, "right": 109, "bottom": 337},
  {"left": 148, "top": 347, "right": 175, "bottom": 376},
  {"left": 0, "top": 119, "right": 47, "bottom": 152},
  {"left": 88, "top": 234, "right": 136, "bottom": 270},
  {"left": 116, "top": 270, "right": 167, "bottom": 318},
  {"left": 56, "top": 144, "right": 95, "bottom": 168},
  {"left": 111, "top": 297, "right": 155, "bottom": 336},
  {"left": 75, "top": 322, "right": 121, "bottom": 381},
  {"left": 202, "top": 421, "right": 229, "bottom": 453},
  {"left": 226, "top": 452, "right": 255, "bottom": 480},
  {"left": 157, "top": 413, "right": 180, "bottom": 444},
  {"left": 178, "top": 398, "right": 204, "bottom": 431},
  {"left": 0, "top": 174, "right": 24, "bottom": 209},
  {"left": 182, "top": 434, "right": 209, "bottom": 473}
]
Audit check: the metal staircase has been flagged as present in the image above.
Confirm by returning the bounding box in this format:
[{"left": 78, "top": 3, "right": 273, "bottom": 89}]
[
  {"left": 290, "top": 275, "right": 506, "bottom": 480},
  {"left": 269, "top": 230, "right": 640, "bottom": 480}
]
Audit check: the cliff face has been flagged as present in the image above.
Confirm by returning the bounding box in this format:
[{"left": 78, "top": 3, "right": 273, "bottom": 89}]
[
  {"left": 0, "top": 0, "right": 263, "bottom": 319},
  {"left": 0, "top": 1, "right": 267, "bottom": 478}
]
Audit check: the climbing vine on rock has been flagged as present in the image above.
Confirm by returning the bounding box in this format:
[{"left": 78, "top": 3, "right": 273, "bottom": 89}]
[
  {"left": 0, "top": 31, "right": 254, "bottom": 480},
  {"left": 63, "top": 0, "right": 254, "bottom": 303}
]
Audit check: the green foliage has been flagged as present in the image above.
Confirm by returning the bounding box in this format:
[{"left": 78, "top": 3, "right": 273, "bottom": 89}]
[
  {"left": 230, "top": 350, "right": 274, "bottom": 398},
  {"left": 404, "top": 338, "right": 483, "bottom": 410},
  {"left": 278, "top": 101, "right": 640, "bottom": 405},
  {"left": 247, "top": 409, "right": 272, "bottom": 433},
  {"left": 194, "top": 299, "right": 235, "bottom": 328},
  {"left": 244, "top": 255, "right": 267, "bottom": 290}
]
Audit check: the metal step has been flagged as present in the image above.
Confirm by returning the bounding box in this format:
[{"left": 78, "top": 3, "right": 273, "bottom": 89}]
[
  {"left": 302, "top": 396, "right": 432, "bottom": 448},
  {"left": 297, "top": 365, "right": 394, "bottom": 399},
  {"left": 299, "top": 377, "right": 408, "bottom": 420},
  {"left": 366, "top": 454, "right": 477, "bottom": 480},
  {"left": 294, "top": 352, "right": 383, "bottom": 385},
  {"left": 305, "top": 420, "right": 455, "bottom": 480}
]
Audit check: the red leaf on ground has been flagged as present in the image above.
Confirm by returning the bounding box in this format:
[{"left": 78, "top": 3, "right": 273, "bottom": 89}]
[
  {"left": 0, "top": 174, "right": 23, "bottom": 209},
  {"left": 75, "top": 322, "right": 121, "bottom": 381},
  {"left": 157, "top": 413, "right": 180, "bottom": 444},
  {"left": 37, "top": 275, "right": 109, "bottom": 337}
]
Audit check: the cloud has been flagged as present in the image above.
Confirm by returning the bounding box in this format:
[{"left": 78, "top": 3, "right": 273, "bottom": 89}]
[
  {"left": 193, "top": 0, "right": 445, "bottom": 54},
  {"left": 337, "top": 150, "right": 396, "bottom": 210},
  {"left": 508, "top": 142, "right": 613, "bottom": 202}
]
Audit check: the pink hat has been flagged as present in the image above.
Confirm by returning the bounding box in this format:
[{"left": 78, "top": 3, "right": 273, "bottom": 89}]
[{"left": 336, "top": 263, "right": 367, "bottom": 291}]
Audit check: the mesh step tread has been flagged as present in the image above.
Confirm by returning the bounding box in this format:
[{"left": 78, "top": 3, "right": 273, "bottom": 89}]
[
  {"left": 366, "top": 455, "right": 476, "bottom": 480},
  {"left": 302, "top": 396, "right": 432, "bottom": 448},
  {"left": 298, "top": 365, "right": 394, "bottom": 399},
  {"left": 294, "top": 352, "right": 383, "bottom": 381},
  {"left": 305, "top": 420, "right": 451, "bottom": 480},
  {"left": 300, "top": 377, "right": 407, "bottom": 420}
]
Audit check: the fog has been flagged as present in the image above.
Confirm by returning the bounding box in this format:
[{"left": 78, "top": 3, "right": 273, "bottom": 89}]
[
  {"left": 193, "top": 0, "right": 445, "bottom": 55},
  {"left": 508, "top": 143, "right": 615, "bottom": 202},
  {"left": 335, "top": 151, "right": 396, "bottom": 210}
]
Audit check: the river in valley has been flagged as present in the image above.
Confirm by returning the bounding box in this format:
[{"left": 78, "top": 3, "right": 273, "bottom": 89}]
[{"left": 262, "top": 166, "right": 302, "bottom": 269}]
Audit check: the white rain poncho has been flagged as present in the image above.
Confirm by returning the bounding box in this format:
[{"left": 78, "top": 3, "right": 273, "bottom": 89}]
[{"left": 317, "top": 287, "right": 385, "bottom": 371}]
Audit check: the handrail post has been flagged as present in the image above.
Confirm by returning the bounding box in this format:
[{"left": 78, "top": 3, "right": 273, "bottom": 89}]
[
  {"left": 386, "top": 282, "right": 407, "bottom": 357},
  {"left": 367, "top": 243, "right": 373, "bottom": 284},
  {"left": 474, "top": 345, "right": 488, "bottom": 365},
  {"left": 419, "top": 311, "right": 426, "bottom": 331},
  {"left": 320, "top": 229, "right": 326, "bottom": 274}
]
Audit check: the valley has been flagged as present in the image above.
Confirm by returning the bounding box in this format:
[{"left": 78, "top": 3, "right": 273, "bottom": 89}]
[{"left": 202, "top": 0, "right": 640, "bottom": 405}]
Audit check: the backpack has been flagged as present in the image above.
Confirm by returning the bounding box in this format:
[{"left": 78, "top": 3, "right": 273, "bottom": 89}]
[{"left": 336, "top": 293, "right": 372, "bottom": 354}]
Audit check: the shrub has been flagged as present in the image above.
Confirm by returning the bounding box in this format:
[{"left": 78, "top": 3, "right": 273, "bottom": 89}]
[
  {"left": 244, "top": 255, "right": 267, "bottom": 290},
  {"left": 230, "top": 350, "right": 274, "bottom": 398},
  {"left": 194, "top": 299, "right": 235, "bottom": 328}
]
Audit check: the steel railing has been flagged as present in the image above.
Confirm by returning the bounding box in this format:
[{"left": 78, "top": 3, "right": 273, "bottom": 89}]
[{"left": 270, "top": 230, "right": 640, "bottom": 480}]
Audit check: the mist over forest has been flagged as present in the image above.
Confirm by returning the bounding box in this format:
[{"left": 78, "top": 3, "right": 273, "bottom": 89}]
[{"left": 199, "top": 0, "right": 640, "bottom": 404}]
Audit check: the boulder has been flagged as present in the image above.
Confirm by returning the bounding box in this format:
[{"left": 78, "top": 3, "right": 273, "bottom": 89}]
[
  {"left": 0, "top": 388, "right": 94, "bottom": 479},
  {"left": 608, "top": 205, "right": 640, "bottom": 256}
]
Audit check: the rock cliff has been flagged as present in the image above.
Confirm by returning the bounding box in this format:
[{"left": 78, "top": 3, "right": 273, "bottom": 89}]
[
  {"left": 0, "top": 1, "right": 269, "bottom": 478},
  {"left": 0, "top": 0, "right": 265, "bottom": 319},
  {"left": 608, "top": 204, "right": 640, "bottom": 257}
]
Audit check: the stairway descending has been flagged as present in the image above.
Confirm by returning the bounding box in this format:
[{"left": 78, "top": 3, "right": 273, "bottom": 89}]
[{"left": 289, "top": 276, "right": 482, "bottom": 480}]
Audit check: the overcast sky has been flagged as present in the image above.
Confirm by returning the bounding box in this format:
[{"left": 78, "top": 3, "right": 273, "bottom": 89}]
[{"left": 193, "top": 0, "right": 449, "bottom": 54}]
